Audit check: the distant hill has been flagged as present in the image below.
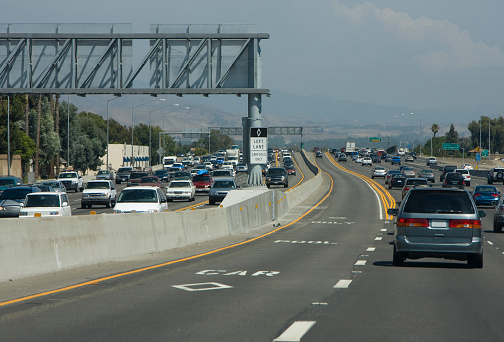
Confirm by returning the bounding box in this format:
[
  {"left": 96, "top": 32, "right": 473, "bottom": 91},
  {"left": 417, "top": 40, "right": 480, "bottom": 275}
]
[{"left": 69, "top": 90, "right": 497, "bottom": 146}]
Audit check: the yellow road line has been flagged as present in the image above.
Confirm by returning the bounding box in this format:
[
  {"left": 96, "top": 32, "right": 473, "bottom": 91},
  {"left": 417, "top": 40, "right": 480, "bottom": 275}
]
[{"left": 325, "top": 152, "right": 395, "bottom": 220}]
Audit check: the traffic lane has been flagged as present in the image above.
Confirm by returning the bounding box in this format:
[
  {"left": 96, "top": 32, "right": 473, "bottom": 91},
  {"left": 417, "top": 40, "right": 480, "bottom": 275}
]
[
  {"left": 289, "top": 157, "right": 504, "bottom": 340},
  {"left": 0, "top": 156, "right": 385, "bottom": 341},
  {"left": 297, "top": 223, "right": 504, "bottom": 341}
]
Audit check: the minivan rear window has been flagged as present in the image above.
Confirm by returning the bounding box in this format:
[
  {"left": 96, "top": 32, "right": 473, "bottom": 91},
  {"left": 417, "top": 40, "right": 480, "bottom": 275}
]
[{"left": 403, "top": 190, "right": 475, "bottom": 214}]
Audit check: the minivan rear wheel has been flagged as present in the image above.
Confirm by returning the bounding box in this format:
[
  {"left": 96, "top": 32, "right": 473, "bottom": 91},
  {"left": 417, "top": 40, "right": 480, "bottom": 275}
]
[
  {"left": 468, "top": 253, "right": 483, "bottom": 268},
  {"left": 392, "top": 246, "right": 405, "bottom": 266}
]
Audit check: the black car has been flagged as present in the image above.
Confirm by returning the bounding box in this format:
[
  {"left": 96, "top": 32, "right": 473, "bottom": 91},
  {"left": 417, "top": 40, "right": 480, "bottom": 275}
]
[
  {"left": 488, "top": 168, "right": 504, "bottom": 184},
  {"left": 154, "top": 169, "right": 170, "bottom": 182},
  {"left": 442, "top": 172, "right": 465, "bottom": 189},
  {"left": 388, "top": 174, "right": 407, "bottom": 189},
  {"left": 440, "top": 165, "right": 457, "bottom": 182},
  {"left": 0, "top": 186, "right": 42, "bottom": 217},
  {"left": 116, "top": 167, "right": 134, "bottom": 184},
  {"left": 265, "top": 167, "right": 288, "bottom": 188}
]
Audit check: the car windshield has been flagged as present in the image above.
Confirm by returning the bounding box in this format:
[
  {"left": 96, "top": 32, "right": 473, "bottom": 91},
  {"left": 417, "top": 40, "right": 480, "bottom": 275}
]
[
  {"left": 193, "top": 175, "right": 210, "bottom": 182},
  {"left": 403, "top": 190, "right": 475, "bottom": 214},
  {"left": 25, "top": 194, "right": 60, "bottom": 207},
  {"left": 446, "top": 173, "right": 462, "bottom": 180},
  {"left": 392, "top": 174, "right": 406, "bottom": 179},
  {"left": 117, "top": 189, "right": 158, "bottom": 203},
  {"left": 58, "top": 173, "right": 77, "bottom": 178},
  {"left": 475, "top": 186, "right": 496, "bottom": 193},
  {"left": 268, "top": 168, "right": 286, "bottom": 175},
  {"left": 170, "top": 182, "right": 191, "bottom": 188},
  {"left": 97, "top": 170, "right": 109, "bottom": 175},
  {"left": 213, "top": 171, "right": 231, "bottom": 177},
  {"left": 130, "top": 173, "right": 147, "bottom": 179},
  {"left": 421, "top": 170, "right": 433, "bottom": 174},
  {"left": 213, "top": 181, "right": 235, "bottom": 188},
  {"left": 0, "top": 179, "right": 15, "bottom": 186},
  {"left": 86, "top": 182, "right": 110, "bottom": 189},
  {"left": 43, "top": 181, "right": 61, "bottom": 187},
  {"left": 0, "top": 189, "right": 32, "bottom": 200},
  {"left": 117, "top": 168, "right": 131, "bottom": 173},
  {"left": 141, "top": 177, "right": 158, "bottom": 183},
  {"left": 406, "top": 179, "right": 428, "bottom": 186}
]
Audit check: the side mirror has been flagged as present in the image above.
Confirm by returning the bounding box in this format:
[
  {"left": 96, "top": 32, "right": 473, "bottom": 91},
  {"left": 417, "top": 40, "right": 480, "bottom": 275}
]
[
  {"left": 161, "top": 198, "right": 167, "bottom": 203},
  {"left": 387, "top": 208, "right": 399, "bottom": 216},
  {"left": 478, "top": 210, "right": 487, "bottom": 218},
  {"left": 62, "top": 202, "right": 69, "bottom": 207}
]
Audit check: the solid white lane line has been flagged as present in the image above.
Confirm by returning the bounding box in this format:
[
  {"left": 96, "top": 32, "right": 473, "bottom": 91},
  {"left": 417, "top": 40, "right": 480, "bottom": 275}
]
[
  {"left": 274, "top": 321, "right": 316, "bottom": 342},
  {"left": 334, "top": 279, "right": 352, "bottom": 288}
]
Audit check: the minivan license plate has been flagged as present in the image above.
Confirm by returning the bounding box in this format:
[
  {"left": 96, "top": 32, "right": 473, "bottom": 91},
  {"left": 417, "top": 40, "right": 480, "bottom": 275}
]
[{"left": 431, "top": 220, "right": 447, "bottom": 228}]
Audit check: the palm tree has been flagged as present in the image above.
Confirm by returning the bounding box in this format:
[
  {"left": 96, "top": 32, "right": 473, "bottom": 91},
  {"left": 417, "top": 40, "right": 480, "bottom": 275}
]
[{"left": 431, "top": 123, "right": 440, "bottom": 137}]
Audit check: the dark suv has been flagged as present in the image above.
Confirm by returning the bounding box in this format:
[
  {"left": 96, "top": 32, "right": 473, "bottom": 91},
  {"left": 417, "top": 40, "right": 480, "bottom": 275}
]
[
  {"left": 442, "top": 172, "right": 465, "bottom": 189},
  {"left": 488, "top": 168, "right": 504, "bottom": 184},
  {"left": 265, "top": 167, "right": 288, "bottom": 188},
  {"left": 440, "top": 165, "right": 457, "bottom": 182},
  {"left": 388, "top": 188, "right": 485, "bottom": 268}
]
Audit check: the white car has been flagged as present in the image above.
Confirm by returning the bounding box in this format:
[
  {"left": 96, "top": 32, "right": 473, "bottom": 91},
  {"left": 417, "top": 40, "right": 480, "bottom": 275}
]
[
  {"left": 236, "top": 163, "right": 248, "bottom": 173},
  {"left": 362, "top": 157, "right": 373, "bottom": 166},
  {"left": 455, "top": 169, "right": 471, "bottom": 186},
  {"left": 222, "top": 163, "right": 236, "bottom": 176},
  {"left": 166, "top": 180, "right": 196, "bottom": 202},
  {"left": 113, "top": 186, "right": 168, "bottom": 213},
  {"left": 19, "top": 192, "right": 72, "bottom": 218},
  {"left": 462, "top": 163, "right": 473, "bottom": 170},
  {"left": 204, "top": 161, "right": 214, "bottom": 171},
  {"left": 371, "top": 167, "right": 387, "bottom": 178},
  {"left": 81, "top": 180, "right": 117, "bottom": 209}
]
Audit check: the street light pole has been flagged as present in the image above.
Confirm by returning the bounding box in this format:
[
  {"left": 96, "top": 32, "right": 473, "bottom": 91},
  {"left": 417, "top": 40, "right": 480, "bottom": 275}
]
[
  {"left": 106, "top": 96, "right": 120, "bottom": 171},
  {"left": 161, "top": 106, "right": 190, "bottom": 159},
  {"left": 131, "top": 99, "right": 165, "bottom": 168}
]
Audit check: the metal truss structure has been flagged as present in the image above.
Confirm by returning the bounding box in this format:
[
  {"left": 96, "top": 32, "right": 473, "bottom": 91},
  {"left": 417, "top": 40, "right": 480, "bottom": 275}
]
[
  {"left": 211, "top": 126, "right": 322, "bottom": 136},
  {"left": 0, "top": 23, "right": 269, "bottom": 96}
]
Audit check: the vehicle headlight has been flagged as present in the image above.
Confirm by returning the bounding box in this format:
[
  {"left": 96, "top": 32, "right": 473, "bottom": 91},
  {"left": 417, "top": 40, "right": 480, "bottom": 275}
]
[
  {"left": 0, "top": 206, "right": 5, "bottom": 211},
  {"left": 50, "top": 211, "right": 60, "bottom": 215},
  {"left": 147, "top": 209, "right": 157, "bottom": 213},
  {"left": 114, "top": 210, "right": 122, "bottom": 213},
  {"left": 72, "top": 180, "right": 77, "bottom": 184},
  {"left": 266, "top": 177, "right": 271, "bottom": 181},
  {"left": 19, "top": 212, "right": 27, "bottom": 216},
  {"left": 83, "top": 194, "right": 90, "bottom": 198}
]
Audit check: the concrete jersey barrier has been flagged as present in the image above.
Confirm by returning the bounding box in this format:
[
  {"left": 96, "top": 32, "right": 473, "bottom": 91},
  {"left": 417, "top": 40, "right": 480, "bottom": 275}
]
[{"left": 0, "top": 150, "right": 324, "bottom": 282}]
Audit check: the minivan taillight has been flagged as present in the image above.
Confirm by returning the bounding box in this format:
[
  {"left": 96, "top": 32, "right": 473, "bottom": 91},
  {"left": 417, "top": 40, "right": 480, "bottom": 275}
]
[
  {"left": 449, "top": 219, "right": 481, "bottom": 228},
  {"left": 397, "top": 218, "right": 429, "bottom": 227}
]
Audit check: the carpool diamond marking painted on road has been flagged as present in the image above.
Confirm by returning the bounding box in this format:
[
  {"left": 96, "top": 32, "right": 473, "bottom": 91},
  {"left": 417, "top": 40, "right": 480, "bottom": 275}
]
[{"left": 172, "top": 282, "right": 233, "bottom": 292}]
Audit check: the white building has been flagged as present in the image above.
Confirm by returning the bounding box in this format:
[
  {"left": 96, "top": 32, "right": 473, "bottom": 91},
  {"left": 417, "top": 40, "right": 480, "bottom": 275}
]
[{"left": 100, "top": 144, "right": 150, "bottom": 172}]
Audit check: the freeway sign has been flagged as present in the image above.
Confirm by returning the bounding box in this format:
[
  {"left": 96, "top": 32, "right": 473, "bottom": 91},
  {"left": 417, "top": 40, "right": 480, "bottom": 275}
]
[
  {"left": 250, "top": 127, "right": 268, "bottom": 164},
  {"left": 442, "top": 143, "right": 460, "bottom": 150},
  {"left": 482, "top": 149, "right": 489, "bottom": 157},
  {"left": 370, "top": 137, "right": 381, "bottom": 142}
]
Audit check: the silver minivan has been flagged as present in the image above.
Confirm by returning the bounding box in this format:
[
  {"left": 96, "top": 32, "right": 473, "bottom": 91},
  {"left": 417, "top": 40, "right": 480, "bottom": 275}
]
[{"left": 388, "top": 188, "right": 485, "bottom": 268}]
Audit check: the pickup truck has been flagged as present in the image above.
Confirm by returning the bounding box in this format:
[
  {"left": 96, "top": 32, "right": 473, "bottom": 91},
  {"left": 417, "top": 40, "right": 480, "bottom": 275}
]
[
  {"left": 57, "top": 171, "right": 84, "bottom": 192},
  {"left": 115, "top": 167, "right": 134, "bottom": 184},
  {"left": 81, "top": 180, "right": 117, "bottom": 209}
]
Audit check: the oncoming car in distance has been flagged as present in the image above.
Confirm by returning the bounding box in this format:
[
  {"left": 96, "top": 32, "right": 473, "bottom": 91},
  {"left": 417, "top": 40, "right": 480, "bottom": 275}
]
[
  {"left": 208, "top": 178, "right": 238, "bottom": 205},
  {"left": 166, "top": 180, "right": 196, "bottom": 202},
  {"left": 19, "top": 192, "right": 71, "bottom": 218},
  {"left": 113, "top": 186, "right": 168, "bottom": 213}
]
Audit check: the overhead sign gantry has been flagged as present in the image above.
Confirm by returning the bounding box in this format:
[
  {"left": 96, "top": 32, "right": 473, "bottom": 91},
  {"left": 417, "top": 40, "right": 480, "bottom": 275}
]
[{"left": 0, "top": 23, "right": 269, "bottom": 185}]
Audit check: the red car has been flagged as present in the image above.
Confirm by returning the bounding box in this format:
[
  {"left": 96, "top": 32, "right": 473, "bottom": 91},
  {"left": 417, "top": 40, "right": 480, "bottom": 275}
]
[
  {"left": 140, "top": 176, "right": 164, "bottom": 190},
  {"left": 284, "top": 164, "right": 296, "bottom": 175},
  {"left": 192, "top": 173, "right": 212, "bottom": 193}
]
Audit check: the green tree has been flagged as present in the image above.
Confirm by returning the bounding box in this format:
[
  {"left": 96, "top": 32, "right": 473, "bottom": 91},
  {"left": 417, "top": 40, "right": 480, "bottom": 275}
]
[
  {"left": 431, "top": 123, "right": 440, "bottom": 138},
  {"left": 445, "top": 123, "right": 458, "bottom": 143}
]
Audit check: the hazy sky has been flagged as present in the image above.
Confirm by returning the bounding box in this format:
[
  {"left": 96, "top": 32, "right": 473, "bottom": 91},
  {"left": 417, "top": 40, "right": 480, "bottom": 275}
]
[{"left": 3, "top": 0, "right": 504, "bottom": 111}]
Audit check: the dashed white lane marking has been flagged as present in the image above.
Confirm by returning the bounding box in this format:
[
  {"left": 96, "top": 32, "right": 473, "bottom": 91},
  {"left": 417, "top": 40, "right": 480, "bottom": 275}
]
[
  {"left": 366, "top": 247, "right": 376, "bottom": 252},
  {"left": 487, "top": 241, "right": 494, "bottom": 245},
  {"left": 354, "top": 260, "right": 367, "bottom": 266},
  {"left": 380, "top": 229, "right": 387, "bottom": 232},
  {"left": 274, "top": 321, "right": 316, "bottom": 342},
  {"left": 334, "top": 279, "right": 352, "bottom": 288},
  {"left": 375, "top": 237, "right": 383, "bottom": 241}
]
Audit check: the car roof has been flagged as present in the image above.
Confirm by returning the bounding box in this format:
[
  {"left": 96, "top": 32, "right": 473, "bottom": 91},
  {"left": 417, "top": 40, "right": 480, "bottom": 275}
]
[{"left": 122, "top": 186, "right": 160, "bottom": 190}]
